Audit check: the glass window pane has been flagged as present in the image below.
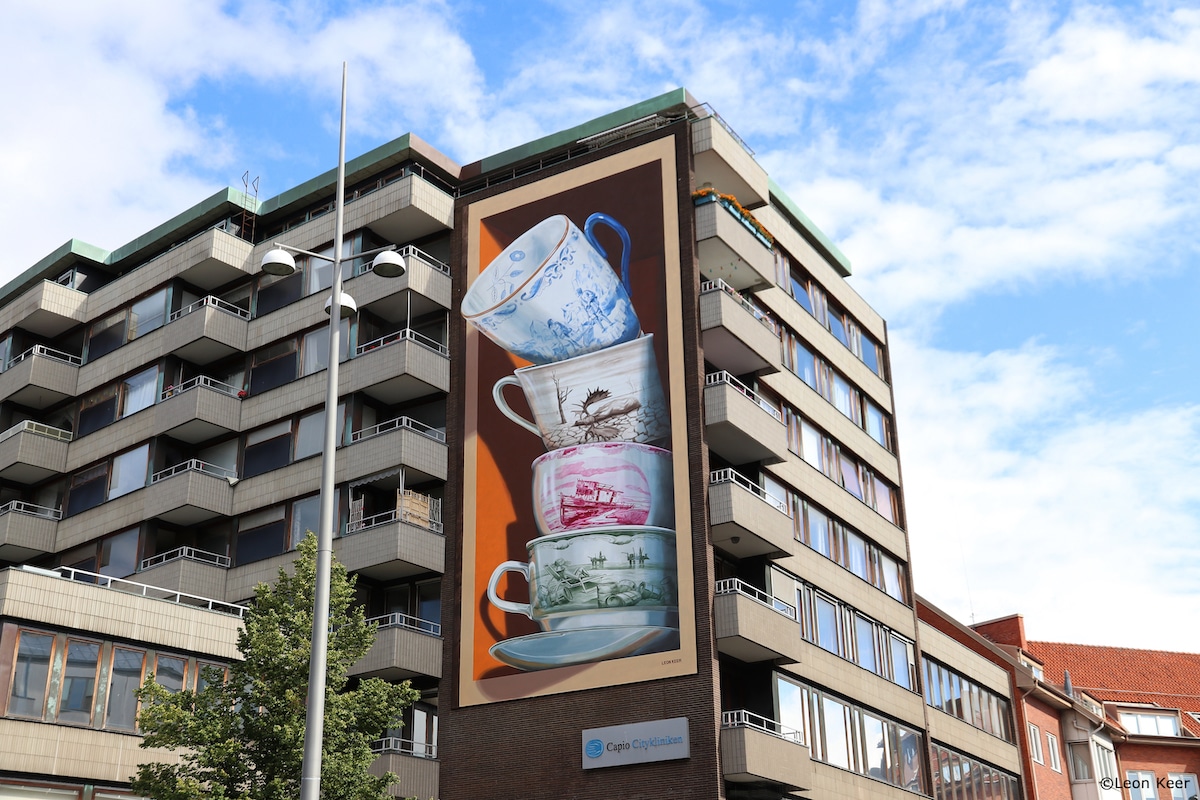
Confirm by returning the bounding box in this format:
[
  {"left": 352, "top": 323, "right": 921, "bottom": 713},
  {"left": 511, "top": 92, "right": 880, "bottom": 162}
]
[
  {"left": 256, "top": 271, "right": 303, "bottom": 316},
  {"left": 67, "top": 463, "right": 109, "bottom": 516},
  {"left": 832, "top": 373, "right": 855, "bottom": 419},
  {"left": 791, "top": 339, "right": 817, "bottom": 388},
  {"left": 58, "top": 639, "right": 101, "bottom": 724},
  {"left": 822, "top": 696, "right": 851, "bottom": 769},
  {"left": 861, "top": 332, "right": 882, "bottom": 376},
  {"left": 880, "top": 552, "right": 905, "bottom": 602},
  {"left": 845, "top": 531, "right": 868, "bottom": 579},
  {"left": 775, "top": 675, "right": 807, "bottom": 742},
  {"left": 807, "top": 505, "right": 830, "bottom": 557},
  {"left": 839, "top": 453, "right": 864, "bottom": 500},
  {"left": 154, "top": 655, "right": 187, "bottom": 693},
  {"left": 829, "top": 311, "right": 849, "bottom": 347},
  {"left": 790, "top": 272, "right": 814, "bottom": 315},
  {"left": 417, "top": 580, "right": 441, "bottom": 627},
  {"left": 10, "top": 632, "right": 54, "bottom": 718},
  {"left": 105, "top": 647, "right": 145, "bottom": 731},
  {"left": 109, "top": 444, "right": 149, "bottom": 499},
  {"left": 855, "top": 616, "right": 878, "bottom": 673},
  {"left": 235, "top": 520, "right": 286, "bottom": 566},
  {"left": 88, "top": 310, "right": 128, "bottom": 360},
  {"left": 899, "top": 728, "right": 923, "bottom": 792},
  {"left": 129, "top": 289, "right": 168, "bottom": 339},
  {"left": 891, "top": 636, "right": 913, "bottom": 689},
  {"left": 800, "top": 421, "right": 823, "bottom": 471},
  {"left": 100, "top": 527, "right": 140, "bottom": 578},
  {"left": 866, "top": 401, "right": 889, "bottom": 448},
  {"left": 78, "top": 385, "right": 119, "bottom": 437},
  {"left": 862, "top": 713, "right": 886, "bottom": 780},
  {"left": 815, "top": 595, "right": 839, "bottom": 654},
  {"left": 121, "top": 366, "right": 159, "bottom": 418},
  {"left": 291, "top": 494, "right": 322, "bottom": 549}
]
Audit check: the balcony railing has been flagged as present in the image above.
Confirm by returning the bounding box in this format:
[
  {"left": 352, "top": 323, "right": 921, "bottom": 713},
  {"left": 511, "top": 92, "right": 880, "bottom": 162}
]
[
  {"left": 356, "top": 244, "right": 450, "bottom": 277},
  {"left": 0, "top": 500, "right": 62, "bottom": 520},
  {"left": 350, "top": 415, "right": 446, "bottom": 444},
  {"left": 6, "top": 344, "right": 82, "bottom": 369},
  {"left": 721, "top": 709, "right": 804, "bottom": 745},
  {"left": 700, "top": 279, "right": 779, "bottom": 335},
  {"left": 0, "top": 419, "right": 73, "bottom": 444},
  {"left": 355, "top": 328, "right": 449, "bottom": 358},
  {"left": 366, "top": 611, "right": 441, "bottom": 637},
  {"left": 140, "top": 546, "right": 231, "bottom": 571},
  {"left": 46, "top": 565, "right": 247, "bottom": 617},
  {"left": 715, "top": 578, "right": 797, "bottom": 620},
  {"left": 709, "top": 468, "right": 791, "bottom": 516},
  {"left": 160, "top": 374, "right": 242, "bottom": 401},
  {"left": 150, "top": 459, "right": 238, "bottom": 484},
  {"left": 168, "top": 294, "right": 252, "bottom": 323},
  {"left": 694, "top": 103, "right": 755, "bottom": 156},
  {"left": 346, "top": 493, "right": 443, "bottom": 535},
  {"left": 705, "top": 371, "right": 783, "bottom": 422},
  {"left": 371, "top": 736, "right": 438, "bottom": 759}
]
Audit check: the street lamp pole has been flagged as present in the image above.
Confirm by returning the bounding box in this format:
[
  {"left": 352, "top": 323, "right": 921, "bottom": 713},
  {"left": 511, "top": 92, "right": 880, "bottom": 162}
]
[{"left": 258, "top": 62, "right": 406, "bottom": 800}]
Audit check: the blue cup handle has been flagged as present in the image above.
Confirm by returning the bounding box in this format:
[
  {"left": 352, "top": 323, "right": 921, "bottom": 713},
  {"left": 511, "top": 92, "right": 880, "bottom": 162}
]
[{"left": 584, "top": 213, "right": 632, "bottom": 293}]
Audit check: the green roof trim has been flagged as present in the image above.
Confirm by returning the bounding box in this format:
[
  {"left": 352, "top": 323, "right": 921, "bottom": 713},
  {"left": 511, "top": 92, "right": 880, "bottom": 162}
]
[
  {"left": 477, "top": 89, "right": 694, "bottom": 174},
  {"left": 0, "top": 238, "right": 110, "bottom": 307},
  {"left": 107, "top": 187, "right": 258, "bottom": 266},
  {"left": 257, "top": 133, "right": 415, "bottom": 216},
  {"left": 769, "top": 177, "right": 851, "bottom": 277}
]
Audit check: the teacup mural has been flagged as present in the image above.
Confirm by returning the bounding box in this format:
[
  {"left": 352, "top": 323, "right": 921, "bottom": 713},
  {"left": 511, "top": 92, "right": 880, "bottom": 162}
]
[
  {"left": 462, "top": 213, "right": 638, "bottom": 365},
  {"left": 493, "top": 335, "right": 670, "bottom": 449},
  {"left": 485, "top": 526, "right": 679, "bottom": 670},
  {"left": 464, "top": 202, "right": 682, "bottom": 677}
]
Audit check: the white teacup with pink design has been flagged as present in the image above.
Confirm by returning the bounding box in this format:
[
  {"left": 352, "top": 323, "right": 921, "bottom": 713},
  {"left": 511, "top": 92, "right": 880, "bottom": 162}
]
[{"left": 531, "top": 441, "right": 674, "bottom": 537}]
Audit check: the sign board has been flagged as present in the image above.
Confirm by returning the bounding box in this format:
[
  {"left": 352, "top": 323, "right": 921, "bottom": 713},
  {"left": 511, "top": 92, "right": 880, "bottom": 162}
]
[{"left": 581, "top": 717, "right": 690, "bottom": 769}]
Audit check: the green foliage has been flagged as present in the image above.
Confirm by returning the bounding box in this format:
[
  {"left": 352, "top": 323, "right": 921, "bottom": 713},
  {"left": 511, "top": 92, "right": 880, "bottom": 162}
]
[{"left": 132, "top": 533, "right": 419, "bottom": 800}]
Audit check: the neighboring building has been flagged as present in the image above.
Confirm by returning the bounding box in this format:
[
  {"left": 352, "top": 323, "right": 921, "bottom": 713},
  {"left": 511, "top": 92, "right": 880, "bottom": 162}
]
[
  {"left": 977, "top": 614, "right": 1197, "bottom": 800},
  {"left": 0, "top": 88, "right": 987, "bottom": 800}
]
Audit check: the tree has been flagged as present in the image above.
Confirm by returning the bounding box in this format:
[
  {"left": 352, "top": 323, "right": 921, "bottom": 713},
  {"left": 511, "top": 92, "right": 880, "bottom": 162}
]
[{"left": 132, "top": 533, "right": 419, "bottom": 800}]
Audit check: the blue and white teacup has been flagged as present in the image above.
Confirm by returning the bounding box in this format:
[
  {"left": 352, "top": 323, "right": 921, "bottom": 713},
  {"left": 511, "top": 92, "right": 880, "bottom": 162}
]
[{"left": 463, "top": 213, "right": 638, "bottom": 364}]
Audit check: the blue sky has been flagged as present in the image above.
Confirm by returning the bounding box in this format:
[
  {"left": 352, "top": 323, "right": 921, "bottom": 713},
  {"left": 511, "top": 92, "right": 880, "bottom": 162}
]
[{"left": 3, "top": 0, "right": 1199, "bottom": 650}]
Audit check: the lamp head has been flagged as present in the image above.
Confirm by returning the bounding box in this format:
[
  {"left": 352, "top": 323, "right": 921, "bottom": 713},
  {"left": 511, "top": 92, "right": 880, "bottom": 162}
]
[
  {"left": 260, "top": 248, "right": 297, "bottom": 276},
  {"left": 370, "top": 250, "right": 407, "bottom": 279},
  {"left": 324, "top": 293, "right": 358, "bottom": 319}
]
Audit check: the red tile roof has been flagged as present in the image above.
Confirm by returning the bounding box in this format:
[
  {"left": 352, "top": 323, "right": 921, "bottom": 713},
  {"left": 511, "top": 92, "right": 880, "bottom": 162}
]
[{"left": 1029, "top": 640, "right": 1200, "bottom": 736}]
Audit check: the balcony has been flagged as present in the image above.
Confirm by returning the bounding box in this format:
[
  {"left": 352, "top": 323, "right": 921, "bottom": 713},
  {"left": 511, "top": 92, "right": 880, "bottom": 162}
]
[
  {"left": 704, "top": 372, "right": 788, "bottom": 465},
  {"left": 699, "top": 281, "right": 781, "bottom": 375},
  {"left": 714, "top": 579, "right": 803, "bottom": 663},
  {"left": 354, "top": 245, "right": 453, "bottom": 322},
  {"left": 341, "top": 493, "right": 445, "bottom": 580},
  {"left": 136, "top": 546, "right": 230, "bottom": 600},
  {"left": 0, "top": 345, "right": 80, "bottom": 407},
  {"left": 0, "top": 501, "right": 60, "bottom": 561},
  {"left": 708, "top": 469, "right": 794, "bottom": 559},
  {"left": 145, "top": 459, "right": 237, "bottom": 524},
  {"left": 161, "top": 295, "right": 250, "bottom": 364},
  {"left": 692, "top": 111, "right": 769, "bottom": 209},
  {"left": 695, "top": 195, "right": 775, "bottom": 292},
  {"left": 346, "top": 416, "right": 448, "bottom": 484},
  {"left": 0, "top": 420, "right": 71, "bottom": 483},
  {"left": 355, "top": 170, "right": 455, "bottom": 245},
  {"left": 720, "top": 710, "right": 811, "bottom": 793},
  {"left": 348, "top": 329, "right": 450, "bottom": 404},
  {"left": 156, "top": 375, "right": 243, "bottom": 443},
  {"left": 370, "top": 740, "right": 439, "bottom": 800},
  {"left": 350, "top": 613, "right": 442, "bottom": 680},
  {"left": 174, "top": 225, "right": 256, "bottom": 289},
  {"left": 0, "top": 279, "right": 87, "bottom": 337}
]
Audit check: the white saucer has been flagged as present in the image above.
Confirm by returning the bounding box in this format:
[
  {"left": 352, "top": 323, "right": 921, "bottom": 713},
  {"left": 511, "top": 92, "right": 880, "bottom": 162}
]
[{"left": 490, "top": 626, "right": 679, "bottom": 671}]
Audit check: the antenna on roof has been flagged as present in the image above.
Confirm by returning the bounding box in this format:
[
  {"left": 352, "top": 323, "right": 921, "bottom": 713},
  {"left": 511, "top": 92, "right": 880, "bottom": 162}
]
[
  {"left": 1064, "top": 670, "right": 1074, "bottom": 698},
  {"left": 240, "top": 171, "right": 260, "bottom": 243}
]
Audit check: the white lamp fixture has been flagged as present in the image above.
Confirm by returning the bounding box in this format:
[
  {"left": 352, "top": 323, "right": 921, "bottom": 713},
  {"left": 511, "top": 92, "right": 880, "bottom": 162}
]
[
  {"left": 260, "top": 248, "right": 298, "bottom": 276},
  {"left": 323, "top": 294, "right": 358, "bottom": 319},
  {"left": 369, "top": 249, "right": 407, "bottom": 278}
]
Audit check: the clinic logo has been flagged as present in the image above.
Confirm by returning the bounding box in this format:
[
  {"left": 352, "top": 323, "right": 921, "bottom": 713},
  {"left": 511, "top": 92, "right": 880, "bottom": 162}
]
[{"left": 585, "top": 739, "right": 604, "bottom": 759}]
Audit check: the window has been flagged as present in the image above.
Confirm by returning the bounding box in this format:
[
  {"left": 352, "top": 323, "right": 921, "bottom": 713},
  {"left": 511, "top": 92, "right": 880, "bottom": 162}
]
[
  {"left": 121, "top": 366, "right": 159, "bottom": 418},
  {"left": 78, "top": 385, "right": 119, "bottom": 436},
  {"left": 889, "top": 634, "right": 913, "bottom": 690},
  {"left": 243, "top": 420, "right": 293, "bottom": 478},
  {"left": 1047, "top": 731, "right": 1061, "bottom": 771},
  {"left": 822, "top": 695, "right": 852, "bottom": 769},
  {"left": 87, "top": 310, "right": 128, "bottom": 360},
  {"left": 1120, "top": 710, "right": 1181, "bottom": 736},
  {"left": 1029, "top": 723, "right": 1044, "bottom": 763},
  {"left": 249, "top": 340, "right": 299, "bottom": 395},
  {"left": 1167, "top": 772, "right": 1197, "bottom": 800},
  {"left": 57, "top": 639, "right": 100, "bottom": 724},
  {"left": 854, "top": 615, "right": 878, "bottom": 674},
  {"left": 1068, "top": 741, "right": 1093, "bottom": 781},
  {"left": 99, "top": 527, "right": 140, "bottom": 578},
  {"left": 814, "top": 593, "right": 841, "bottom": 655},
  {"left": 235, "top": 506, "right": 287, "bottom": 566},
  {"left": 290, "top": 494, "right": 323, "bottom": 549},
  {"left": 1128, "top": 771, "right": 1158, "bottom": 800},
  {"left": 109, "top": 444, "right": 149, "bottom": 500},
  {"left": 154, "top": 655, "right": 187, "bottom": 693},
  {"left": 301, "top": 319, "right": 350, "bottom": 376},
  {"left": 256, "top": 270, "right": 303, "bottom": 316},
  {"left": 66, "top": 463, "right": 109, "bottom": 516},
  {"left": 105, "top": 647, "right": 145, "bottom": 731},
  {"left": 9, "top": 631, "right": 54, "bottom": 717},
  {"left": 129, "top": 288, "right": 168, "bottom": 340},
  {"left": 1095, "top": 744, "right": 1117, "bottom": 781}
]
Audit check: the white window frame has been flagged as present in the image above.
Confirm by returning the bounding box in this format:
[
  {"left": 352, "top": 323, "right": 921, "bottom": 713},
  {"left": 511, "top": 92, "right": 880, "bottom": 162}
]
[
  {"left": 1046, "top": 731, "right": 1061, "bottom": 772},
  {"left": 1167, "top": 772, "right": 1198, "bottom": 800},
  {"left": 1127, "top": 770, "right": 1158, "bottom": 800},
  {"left": 1029, "top": 722, "right": 1044, "bottom": 763}
]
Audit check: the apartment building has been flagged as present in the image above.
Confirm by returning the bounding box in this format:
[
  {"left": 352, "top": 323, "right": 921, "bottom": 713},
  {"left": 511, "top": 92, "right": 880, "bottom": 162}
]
[{"left": 0, "top": 88, "right": 1009, "bottom": 800}]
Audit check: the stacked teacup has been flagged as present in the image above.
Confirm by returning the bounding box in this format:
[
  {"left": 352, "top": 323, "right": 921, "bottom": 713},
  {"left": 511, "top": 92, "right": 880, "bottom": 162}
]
[{"left": 463, "top": 213, "right": 679, "bottom": 671}]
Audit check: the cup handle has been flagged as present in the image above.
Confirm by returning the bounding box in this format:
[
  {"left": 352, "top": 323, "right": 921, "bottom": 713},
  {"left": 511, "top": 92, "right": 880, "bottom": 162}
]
[
  {"left": 492, "top": 376, "right": 541, "bottom": 438},
  {"left": 584, "top": 213, "right": 632, "bottom": 293},
  {"left": 488, "top": 560, "right": 533, "bottom": 618}
]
